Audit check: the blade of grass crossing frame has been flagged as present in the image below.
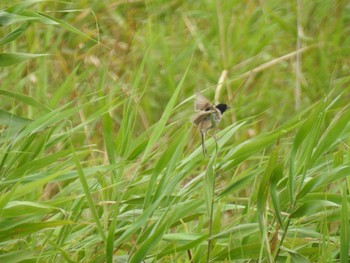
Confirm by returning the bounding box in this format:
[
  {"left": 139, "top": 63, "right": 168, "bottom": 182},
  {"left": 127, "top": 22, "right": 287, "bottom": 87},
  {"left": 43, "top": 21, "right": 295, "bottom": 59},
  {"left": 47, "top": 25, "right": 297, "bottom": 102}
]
[
  {"left": 0, "top": 89, "right": 51, "bottom": 112},
  {"left": 50, "top": 65, "right": 80, "bottom": 107},
  {"left": 155, "top": 234, "right": 207, "bottom": 260},
  {"left": 179, "top": 122, "right": 244, "bottom": 170},
  {"left": 288, "top": 103, "right": 321, "bottom": 204},
  {"left": 296, "top": 104, "right": 325, "bottom": 193},
  {"left": 153, "top": 126, "right": 189, "bottom": 203},
  {"left": 0, "top": 110, "right": 32, "bottom": 138},
  {"left": 56, "top": 198, "right": 88, "bottom": 250},
  {"left": 141, "top": 59, "right": 192, "bottom": 162},
  {"left": 6, "top": 149, "right": 74, "bottom": 181},
  {"left": 0, "top": 10, "right": 42, "bottom": 26},
  {"left": 0, "top": 52, "right": 48, "bottom": 67},
  {"left": 205, "top": 148, "right": 218, "bottom": 263},
  {"left": 212, "top": 243, "right": 261, "bottom": 261},
  {"left": 106, "top": 201, "right": 119, "bottom": 263},
  {"left": 114, "top": 129, "right": 189, "bottom": 253},
  {"left": 220, "top": 106, "right": 314, "bottom": 172},
  {"left": 101, "top": 102, "right": 120, "bottom": 262},
  {"left": 115, "top": 52, "right": 148, "bottom": 157},
  {"left": 114, "top": 201, "right": 160, "bottom": 247},
  {"left": 1, "top": 169, "right": 69, "bottom": 200},
  {"left": 0, "top": 22, "right": 29, "bottom": 46},
  {"left": 0, "top": 181, "right": 21, "bottom": 217},
  {"left": 145, "top": 126, "right": 188, "bottom": 209},
  {"left": 0, "top": 250, "right": 34, "bottom": 263},
  {"left": 131, "top": 199, "right": 202, "bottom": 262},
  {"left": 33, "top": 11, "right": 98, "bottom": 43},
  {"left": 269, "top": 163, "right": 284, "bottom": 227},
  {"left": 298, "top": 166, "right": 350, "bottom": 199},
  {"left": 71, "top": 143, "right": 106, "bottom": 244},
  {"left": 340, "top": 181, "right": 349, "bottom": 263},
  {"left": 204, "top": 153, "right": 216, "bottom": 216},
  {"left": 9, "top": 104, "right": 76, "bottom": 143},
  {"left": 3, "top": 134, "right": 46, "bottom": 179},
  {"left": 310, "top": 107, "right": 350, "bottom": 166},
  {"left": 0, "top": 221, "right": 73, "bottom": 242},
  {"left": 129, "top": 208, "right": 175, "bottom": 263},
  {"left": 290, "top": 200, "right": 339, "bottom": 218},
  {"left": 217, "top": 173, "right": 255, "bottom": 198},
  {"left": 222, "top": 130, "right": 281, "bottom": 170},
  {"left": 13, "top": 128, "right": 53, "bottom": 171},
  {"left": 256, "top": 146, "right": 279, "bottom": 262},
  {"left": 211, "top": 223, "right": 259, "bottom": 240},
  {"left": 102, "top": 112, "right": 117, "bottom": 180},
  {"left": 6, "top": 1, "right": 49, "bottom": 13}
]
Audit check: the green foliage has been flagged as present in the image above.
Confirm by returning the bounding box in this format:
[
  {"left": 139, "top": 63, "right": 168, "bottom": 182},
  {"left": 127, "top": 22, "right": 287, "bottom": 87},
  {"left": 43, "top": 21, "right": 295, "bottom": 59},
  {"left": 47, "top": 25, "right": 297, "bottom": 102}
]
[{"left": 1, "top": 0, "right": 350, "bottom": 262}]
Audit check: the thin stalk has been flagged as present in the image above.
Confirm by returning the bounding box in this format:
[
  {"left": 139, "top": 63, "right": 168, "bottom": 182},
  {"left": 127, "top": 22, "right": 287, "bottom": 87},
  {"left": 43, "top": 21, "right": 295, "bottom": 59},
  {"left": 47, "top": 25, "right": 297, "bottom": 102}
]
[
  {"left": 275, "top": 1, "right": 303, "bottom": 258},
  {"left": 295, "top": 0, "right": 302, "bottom": 110},
  {"left": 206, "top": 143, "right": 218, "bottom": 263},
  {"left": 206, "top": 185, "right": 216, "bottom": 263}
]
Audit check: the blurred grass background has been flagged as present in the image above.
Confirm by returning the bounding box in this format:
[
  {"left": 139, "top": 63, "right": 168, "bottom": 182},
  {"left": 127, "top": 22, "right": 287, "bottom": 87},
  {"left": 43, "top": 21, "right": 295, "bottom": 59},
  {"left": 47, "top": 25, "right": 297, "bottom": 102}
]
[{"left": 1, "top": 0, "right": 350, "bottom": 262}]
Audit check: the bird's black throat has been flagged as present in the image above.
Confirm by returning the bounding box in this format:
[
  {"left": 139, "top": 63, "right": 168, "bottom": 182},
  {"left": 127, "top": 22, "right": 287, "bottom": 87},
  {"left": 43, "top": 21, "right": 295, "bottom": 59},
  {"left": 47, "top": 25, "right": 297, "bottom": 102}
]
[{"left": 215, "top": 104, "right": 229, "bottom": 114}]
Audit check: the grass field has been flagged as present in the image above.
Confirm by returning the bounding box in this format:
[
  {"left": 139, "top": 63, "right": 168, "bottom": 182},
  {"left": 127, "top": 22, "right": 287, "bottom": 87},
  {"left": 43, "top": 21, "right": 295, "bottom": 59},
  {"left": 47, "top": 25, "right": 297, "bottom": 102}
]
[{"left": 1, "top": 0, "right": 350, "bottom": 262}]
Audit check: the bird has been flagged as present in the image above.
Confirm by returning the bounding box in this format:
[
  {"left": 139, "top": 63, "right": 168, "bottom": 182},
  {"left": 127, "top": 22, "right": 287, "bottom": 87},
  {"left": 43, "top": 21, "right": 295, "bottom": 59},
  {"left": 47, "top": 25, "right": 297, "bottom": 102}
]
[{"left": 192, "top": 92, "right": 229, "bottom": 155}]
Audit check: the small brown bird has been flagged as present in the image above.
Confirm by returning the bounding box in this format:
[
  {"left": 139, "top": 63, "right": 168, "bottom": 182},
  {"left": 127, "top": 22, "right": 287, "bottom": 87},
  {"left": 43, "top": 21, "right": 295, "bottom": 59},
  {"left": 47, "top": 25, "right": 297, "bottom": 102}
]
[{"left": 192, "top": 92, "right": 229, "bottom": 155}]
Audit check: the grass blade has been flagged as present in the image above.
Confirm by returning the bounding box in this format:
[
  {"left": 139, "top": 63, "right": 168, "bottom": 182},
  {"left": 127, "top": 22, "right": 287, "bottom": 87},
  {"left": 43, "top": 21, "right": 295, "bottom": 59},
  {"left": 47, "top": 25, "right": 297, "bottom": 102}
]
[{"left": 0, "top": 52, "right": 48, "bottom": 67}]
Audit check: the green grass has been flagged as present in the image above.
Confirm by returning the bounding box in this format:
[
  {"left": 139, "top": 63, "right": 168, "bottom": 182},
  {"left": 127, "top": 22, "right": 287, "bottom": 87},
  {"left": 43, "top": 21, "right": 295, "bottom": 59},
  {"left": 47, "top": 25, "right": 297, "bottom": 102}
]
[{"left": 1, "top": 0, "right": 350, "bottom": 262}]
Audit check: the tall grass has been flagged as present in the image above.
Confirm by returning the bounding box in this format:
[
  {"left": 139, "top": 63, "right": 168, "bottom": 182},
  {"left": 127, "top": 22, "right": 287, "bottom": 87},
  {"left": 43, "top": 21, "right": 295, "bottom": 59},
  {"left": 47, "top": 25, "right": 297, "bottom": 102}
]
[{"left": 1, "top": 0, "right": 350, "bottom": 262}]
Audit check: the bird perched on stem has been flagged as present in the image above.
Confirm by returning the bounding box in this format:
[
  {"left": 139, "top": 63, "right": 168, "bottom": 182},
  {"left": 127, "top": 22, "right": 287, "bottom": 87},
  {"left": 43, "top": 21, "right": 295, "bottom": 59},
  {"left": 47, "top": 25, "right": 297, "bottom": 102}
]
[{"left": 192, "top": 92, "right": 229, "bottom": 155}]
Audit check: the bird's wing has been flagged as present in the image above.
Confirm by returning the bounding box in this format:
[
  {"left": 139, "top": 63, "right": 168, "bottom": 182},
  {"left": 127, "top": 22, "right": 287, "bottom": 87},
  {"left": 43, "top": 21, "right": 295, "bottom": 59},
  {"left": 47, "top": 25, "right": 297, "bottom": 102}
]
[
  {"left": 191, "top": 111, "right": 211, "bottom": 126},
  {"left": 194, "top": 92, "right": 211, "bottom": 111}
]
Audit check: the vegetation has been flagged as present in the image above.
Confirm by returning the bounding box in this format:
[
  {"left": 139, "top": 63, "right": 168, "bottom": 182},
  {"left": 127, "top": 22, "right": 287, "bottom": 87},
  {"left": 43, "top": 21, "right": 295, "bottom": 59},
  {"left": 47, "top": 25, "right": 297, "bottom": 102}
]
[{"left": 1, "top": 0, "right": 350, "bottom": 262}]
